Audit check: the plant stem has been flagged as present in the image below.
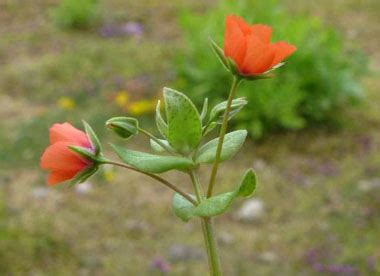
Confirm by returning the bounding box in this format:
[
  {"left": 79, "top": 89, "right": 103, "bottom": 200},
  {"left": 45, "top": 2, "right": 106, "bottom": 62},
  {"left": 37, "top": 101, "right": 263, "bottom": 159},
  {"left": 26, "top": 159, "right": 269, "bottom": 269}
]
[
  {"left": 103, "top": 160, "right": 196, "bottom": 205},
  {"left": 189, "top": 170, "right": 222, "bottom": 276},
  {"left": 207, "top": 76, "right": 240, "bottom": 198},
  {"left": 137, "top": 127, "right": 176, "bottom": 155}
]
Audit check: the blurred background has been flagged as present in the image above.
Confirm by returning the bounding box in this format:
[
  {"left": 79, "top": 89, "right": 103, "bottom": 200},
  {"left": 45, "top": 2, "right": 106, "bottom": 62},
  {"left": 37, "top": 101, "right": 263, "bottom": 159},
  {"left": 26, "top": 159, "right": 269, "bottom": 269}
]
[{"left": 0, "top": 0, "right": 379, "bottom": 274}]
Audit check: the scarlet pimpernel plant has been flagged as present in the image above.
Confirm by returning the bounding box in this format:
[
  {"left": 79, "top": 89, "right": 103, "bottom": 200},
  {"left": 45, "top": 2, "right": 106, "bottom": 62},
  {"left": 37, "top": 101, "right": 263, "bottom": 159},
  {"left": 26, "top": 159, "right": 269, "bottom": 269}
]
[{"left": 40, "top": 15, "right": 296, "bottom": 275}]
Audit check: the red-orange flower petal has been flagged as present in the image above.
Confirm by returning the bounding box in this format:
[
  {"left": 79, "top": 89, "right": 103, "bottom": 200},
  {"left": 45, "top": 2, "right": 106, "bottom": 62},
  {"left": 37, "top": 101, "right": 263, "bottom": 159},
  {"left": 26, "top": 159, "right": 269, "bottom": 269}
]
[
  {"left": 50, "top": 122, "right": 91, "bottom": 147},
  {"left": 40, "top": 141, "right": 91, "bottom": 172},
  {"left": 224, "top": 15, "right": 248, "bottom": 68},
  {"left": 250, "top": 24, "right": 272, "bottom": 43},
  {"left": 40, "top": 122, "right": 93, "bottom": 185},
  {"left": 47, "top": 170, "right": 79, "bottom": 186},
  {"left": 228, "top": 15, "right": 252, "bottom": 35},
  {"left": 270, "top": 41, "right": 297, "bottom": 67},
  {"left": 241, "top": 35, "right": 276, "bottom": 75}
]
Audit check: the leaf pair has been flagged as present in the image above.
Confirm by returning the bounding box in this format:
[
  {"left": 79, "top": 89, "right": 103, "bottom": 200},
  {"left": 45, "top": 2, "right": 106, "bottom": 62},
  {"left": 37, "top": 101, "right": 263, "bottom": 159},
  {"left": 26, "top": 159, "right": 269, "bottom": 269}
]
[{"left": 172, "top": 169, "right": 257, "bottom": 222}]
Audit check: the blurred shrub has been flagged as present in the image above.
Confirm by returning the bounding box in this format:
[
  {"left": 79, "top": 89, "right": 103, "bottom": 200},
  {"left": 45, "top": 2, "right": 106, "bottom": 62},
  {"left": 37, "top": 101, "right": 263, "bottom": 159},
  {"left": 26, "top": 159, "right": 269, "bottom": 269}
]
[
  {"left": 175, "top": 0, "right": 368, "bottom": 138},
  {"left": 52, "top": 0, "right": 100, "bottom": 30}
]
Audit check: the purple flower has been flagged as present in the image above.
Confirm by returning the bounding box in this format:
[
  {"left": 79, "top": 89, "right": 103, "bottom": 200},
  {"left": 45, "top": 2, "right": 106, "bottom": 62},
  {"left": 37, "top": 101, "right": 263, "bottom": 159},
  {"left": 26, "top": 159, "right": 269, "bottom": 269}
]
[{"left": 151, "top": 257, "right": 170, "bottom": 274}]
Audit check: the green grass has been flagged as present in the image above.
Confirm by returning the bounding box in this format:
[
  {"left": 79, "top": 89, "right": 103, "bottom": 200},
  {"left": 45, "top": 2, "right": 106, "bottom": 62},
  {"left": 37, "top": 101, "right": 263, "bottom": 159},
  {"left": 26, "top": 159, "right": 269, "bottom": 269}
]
[{"left": 0, "top": 0, "right": 379, "bottom": 274}]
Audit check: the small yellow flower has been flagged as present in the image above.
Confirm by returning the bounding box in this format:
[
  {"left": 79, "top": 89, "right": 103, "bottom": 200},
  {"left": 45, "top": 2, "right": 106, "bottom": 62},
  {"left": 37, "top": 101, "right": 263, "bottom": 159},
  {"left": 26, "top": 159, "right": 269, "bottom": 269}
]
[
  {"left": 115, "top": 91, "right": 129, "bottom": 108},
  {"left": 128, "top": 100, "right": 156, "bottom": 116},
  {"left": 102, "top": 165, "right": 114, "bottom": 182},
  {"left": 57, "top": 97, "right": 75, "bottom": 110}
]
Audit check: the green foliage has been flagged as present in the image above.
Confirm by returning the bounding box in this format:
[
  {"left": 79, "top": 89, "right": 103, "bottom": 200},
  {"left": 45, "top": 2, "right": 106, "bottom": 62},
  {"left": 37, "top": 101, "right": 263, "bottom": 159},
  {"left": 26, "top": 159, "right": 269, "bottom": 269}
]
[
  {"left": 176, "top": 0, "right": 368, "bottom": 138},
  {"left": 52, "top": 0, "right": 100, "bottom": 30},
  {"left": 195, "top": 130, "right": 247, "bottom": 164},
  {"left": 111, "top": 145, "right": 195, "bottom": 173},
  {"left": 163, "top": 87, "right": 202, "bottom": 154},
  {"left": 172, "top": 169, "right": 257, "bottom": 221}
]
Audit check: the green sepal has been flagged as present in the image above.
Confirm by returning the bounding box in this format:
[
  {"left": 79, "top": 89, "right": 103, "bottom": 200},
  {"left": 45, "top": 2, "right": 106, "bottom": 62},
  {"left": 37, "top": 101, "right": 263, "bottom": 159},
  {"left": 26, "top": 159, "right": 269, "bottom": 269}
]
[
  {"left": 209, "top": 37, "right": 230, "bottom": 71},
  {"left": 111, "top": 144, "right": 195, "bottom": 173},
  {"left": 195, "top": 130, "right": 247, "bottom": 164},
  {"left": 82, "top": 120, "right": 101, "bottom": 155},
  {"left": 155, "top": 100, "right": 168, "bottom": 138},
  {"left": 69, "top": 145, "right": 97, "bottom": 162},
  {"left": 70, "top": 165, "right": 99, "bottom": 185},
  {"left": 193, "top": 168, "right": 257, "bottom": 218},
  {"left": 163, "top": 87, "right": 202, "bottom": 154},
  {"left": 172, "top": 193, "right": 196, "bottom": 222},
  {"left": 106, "top": 117, "right": 139, "bottom": 139}
]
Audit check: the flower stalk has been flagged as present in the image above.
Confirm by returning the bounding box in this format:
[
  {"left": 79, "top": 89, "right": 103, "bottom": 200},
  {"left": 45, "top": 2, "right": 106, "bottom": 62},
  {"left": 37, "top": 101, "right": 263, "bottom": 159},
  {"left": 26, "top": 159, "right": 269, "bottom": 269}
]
[{"left": 207, "top": 76, "right": 241, "bottom": 198}]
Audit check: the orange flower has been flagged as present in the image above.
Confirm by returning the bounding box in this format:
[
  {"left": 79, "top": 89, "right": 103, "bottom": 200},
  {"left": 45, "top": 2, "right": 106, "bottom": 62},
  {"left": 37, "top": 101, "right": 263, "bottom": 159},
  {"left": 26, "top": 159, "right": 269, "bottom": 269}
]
[
  {"left": 40, "top": 123, "right": 94, "bottom": 185},
  {"left": 224, "top": 15, "right": 296, "bottom": 76}
]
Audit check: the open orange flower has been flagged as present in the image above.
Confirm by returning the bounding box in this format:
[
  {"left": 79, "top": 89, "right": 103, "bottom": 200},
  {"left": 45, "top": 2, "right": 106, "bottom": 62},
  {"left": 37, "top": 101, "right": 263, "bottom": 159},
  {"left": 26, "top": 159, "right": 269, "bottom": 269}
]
[
  {"left": 224, "top": 15, "right": 296, "bottom": 76},
  {"left": 40, "top": 122, "right": 94, "bottom": 185}
]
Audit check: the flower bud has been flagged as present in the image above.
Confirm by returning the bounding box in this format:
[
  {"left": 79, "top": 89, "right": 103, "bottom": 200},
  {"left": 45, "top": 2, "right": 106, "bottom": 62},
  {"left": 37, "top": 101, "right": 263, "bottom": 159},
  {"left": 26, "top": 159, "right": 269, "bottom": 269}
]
[{"left": 106, "top": 117, "right": 139, "bottom": 139}]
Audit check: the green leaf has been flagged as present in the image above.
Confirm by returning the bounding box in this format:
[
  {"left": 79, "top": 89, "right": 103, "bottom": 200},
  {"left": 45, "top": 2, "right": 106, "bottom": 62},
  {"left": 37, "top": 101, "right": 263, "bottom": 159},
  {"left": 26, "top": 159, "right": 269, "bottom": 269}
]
[
  {"left": 195, "top": 130, "right": 247, "bottom": 164},
  {"left": 209, "top": 98, "right": 247, "bottom": 124},
  {"left": 155, "top": 100, "right": 168, "bottom": 138},
  {"left": 209, "top": 37, "right": 230, "bottom": 71},
  {"left": 150, "top": 138, "right": 173, "bottom": 153},
  {"left": 193, "top": 192, "right": 235, "bottom": 217},
  {"left": 236, "top": 169, "right": 257, "bottom": 197},
  {"left": 172, "top": 193, "right": 196, "bottom": 222},
  {"left": 111, "top": 144, "right": 194, "bottom": 173},
  {"left": 164, "top": 87, "right": 202, "bottom": 154},
  {"left": 106, "top": 117, "right": 138, "bottom": 139},
  {"left": 82, "top": 121, "right": 101, "bottom": 155},
  {"left": 191, "top": 168, "right": 257, "bottom": 218},
  {"left": 203, "top": 122, "right": 217, "bottom": 136}
]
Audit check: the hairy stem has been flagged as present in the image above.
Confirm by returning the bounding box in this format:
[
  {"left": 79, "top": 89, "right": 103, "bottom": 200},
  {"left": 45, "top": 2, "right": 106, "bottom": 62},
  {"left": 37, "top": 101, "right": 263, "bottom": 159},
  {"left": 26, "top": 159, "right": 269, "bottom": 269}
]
[{"left": 207, "top": 76, "right": 240, "bottom": 198}]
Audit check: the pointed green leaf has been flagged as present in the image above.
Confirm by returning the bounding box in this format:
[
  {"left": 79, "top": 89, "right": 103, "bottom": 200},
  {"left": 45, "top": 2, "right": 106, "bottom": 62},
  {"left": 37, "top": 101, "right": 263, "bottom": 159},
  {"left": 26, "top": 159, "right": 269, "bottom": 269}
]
[
  {"left": 164, "top": 87, "right": 202, "bottom": 154},
  {"left": 150, "top": 138, "right": 174, "bottom": 153},
  {"left": 209, "top": 37, "right": 229, "bottom": 71},
  {"left": 195, "top": 130, "right": 247, "bottom": 164},
  {"left": 236, "top": 169, "right": 257, "bottom": 197},
  {"left": 111, "top": 144, "right": 194, "bottom": 173},
  {"left": 193, "top": 192, "right": 235, "bottom": 217},
  {"left": 209, "top": 98, "right": 247, "bottom": 124},
  {"left": 82, "top": 121, "right": 101, "bottom": 155},
  {"left": 156, "top": 100, "right": 168, "bottom": 138},
  {"left": 172, "top": 193, "right": 196, "bottom": 222},
  {"left": 191, "top": 168, "right": 257, "bottom": 218}
]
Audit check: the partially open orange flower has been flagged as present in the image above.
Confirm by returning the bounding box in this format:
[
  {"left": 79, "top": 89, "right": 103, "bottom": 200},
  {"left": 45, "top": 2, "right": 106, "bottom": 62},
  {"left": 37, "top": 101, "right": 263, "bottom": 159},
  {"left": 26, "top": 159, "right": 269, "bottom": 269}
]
[
  {"left": 224, "top": 15, "right": 296, "bottom": 76},
  {"left": 40, "top": 123, "right": 94, "bottom": 185}
]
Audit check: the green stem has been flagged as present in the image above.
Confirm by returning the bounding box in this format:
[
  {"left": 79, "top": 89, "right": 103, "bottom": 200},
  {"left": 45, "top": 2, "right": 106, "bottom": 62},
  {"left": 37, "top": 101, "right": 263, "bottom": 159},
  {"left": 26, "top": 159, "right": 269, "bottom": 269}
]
[
  {"left": 103, "top": 160, "right": 196, "bottom": 205},
  {"left": 137, "top": 127, "right": 176, "bottom": 155},
  {"left": 189, "top": 170, "right": 222, "bottom": 276},
  {"left": 207, "top": 76, "right": 240, "bottom": 198}
]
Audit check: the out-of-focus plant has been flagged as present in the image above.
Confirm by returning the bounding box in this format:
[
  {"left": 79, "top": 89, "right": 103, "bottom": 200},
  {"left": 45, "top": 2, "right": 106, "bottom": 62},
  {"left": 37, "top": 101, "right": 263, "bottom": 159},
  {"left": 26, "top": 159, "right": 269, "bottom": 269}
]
[
  {"left": 52, "top": 0, "right": 100, "bottom": 30},
  {"left": 175, "top": 0, "right": 368, "bottom": 138},
  {"left": 40, "top": 14, "right": 296, "bottom": 275}
]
